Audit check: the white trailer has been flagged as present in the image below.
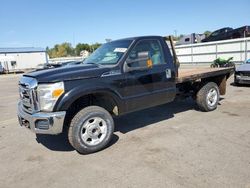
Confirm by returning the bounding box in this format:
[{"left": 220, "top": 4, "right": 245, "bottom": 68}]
[
  {"left": 175, "top": 37, "right": 250, "bottom": 65},
  {"left": 0, "top": 47, "right": 48, "bottom": 72}
]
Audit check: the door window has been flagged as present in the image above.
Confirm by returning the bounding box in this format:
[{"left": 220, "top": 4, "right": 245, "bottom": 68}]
[{"left": 127, "top": 40, "right": 165, "bottom": 67}]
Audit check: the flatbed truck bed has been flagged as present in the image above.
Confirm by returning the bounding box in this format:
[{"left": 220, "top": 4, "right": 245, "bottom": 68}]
[{"left": 176, "top": 67, "right": 234, "bottom": 83}]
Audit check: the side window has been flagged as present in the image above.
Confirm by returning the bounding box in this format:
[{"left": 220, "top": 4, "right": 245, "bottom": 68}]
[
  {"left": 127, "top": 40, "right": 164, "bottom": 67},
  {"left": 11, "top": 61, "right": 17, "bottom": 67}
]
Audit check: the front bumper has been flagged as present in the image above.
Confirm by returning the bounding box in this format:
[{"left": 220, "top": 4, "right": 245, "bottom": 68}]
[
  {"left": 17, "top": 101, "right": 66, "bottom": 134},
  {"left": 235, "top": 75, "right": 250, "bottom": 84}
]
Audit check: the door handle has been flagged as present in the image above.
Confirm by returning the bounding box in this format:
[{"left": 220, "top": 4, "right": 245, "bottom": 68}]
[{"left": 165, "top": 69, "right": 171, "bottom": 79}]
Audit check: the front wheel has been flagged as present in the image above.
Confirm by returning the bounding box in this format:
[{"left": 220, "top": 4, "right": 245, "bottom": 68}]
[
  {"left": 68, "top": 106, "right": 114, "bottom": 154},
  {"left": 196, "top": 82, "right": 220, "bottom": 112}
]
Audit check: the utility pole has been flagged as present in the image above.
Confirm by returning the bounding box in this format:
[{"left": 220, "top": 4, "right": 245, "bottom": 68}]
[
  {"left": 73, "top": 33, "right": 75, "bottom": 47},
  {"left": 174, "top": 30, "right": 177, "bottom": 38}
]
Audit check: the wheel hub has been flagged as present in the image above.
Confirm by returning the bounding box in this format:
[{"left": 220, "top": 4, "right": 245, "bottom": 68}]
[
  {"left": 80, "top": 117, "right": 107, "bottom": 146},
  {"left": 87, "top": 125, "right": 101, "bottom": 137},
  {"left": 207, "top": 88, "right": 218, "bottom": 107}
]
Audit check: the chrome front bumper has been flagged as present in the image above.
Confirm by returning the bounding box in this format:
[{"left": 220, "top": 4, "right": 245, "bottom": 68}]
[
  {"left": 235, "top": 75, "right": 250, "bottom": 84},
  {"left": 17, "top": 101, "right": 66, "bottom": 134}
]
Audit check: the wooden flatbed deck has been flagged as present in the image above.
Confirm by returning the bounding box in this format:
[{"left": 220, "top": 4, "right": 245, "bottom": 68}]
[{"left": 176, "top": 67, "right": 234, "bottom": 83}]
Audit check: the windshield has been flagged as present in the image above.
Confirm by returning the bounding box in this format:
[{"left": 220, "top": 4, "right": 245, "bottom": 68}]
[
  {"left": 84, "top": 40, "right": 133, "bottom": 65},
  {"left": 246, "top": 59, "right": 250, "bottom": 64},
  {"left": 211, "top": 30, "right": 220, "bottom": 37}
]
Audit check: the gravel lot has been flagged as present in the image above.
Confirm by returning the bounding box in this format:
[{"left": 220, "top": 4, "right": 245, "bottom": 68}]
[{"left": 0, "top": 73, "right": 250, "bottom": 188}]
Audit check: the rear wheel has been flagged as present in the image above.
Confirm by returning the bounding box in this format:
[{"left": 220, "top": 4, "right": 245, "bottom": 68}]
[
  {"left": 196, "top": 82, "right": 220, "bottom": 112},
  {"left": 68, "top": 106, "right": 114, "bottom": 154}
]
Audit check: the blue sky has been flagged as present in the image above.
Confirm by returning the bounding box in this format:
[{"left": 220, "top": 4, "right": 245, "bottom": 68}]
[{"left": 0, "top": 0, "right": 249, "bottom": 48}]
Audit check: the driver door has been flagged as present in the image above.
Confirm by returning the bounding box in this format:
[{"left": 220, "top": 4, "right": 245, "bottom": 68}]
[{"left": 123, "top": 39, "right": 176, "bottom": 112}]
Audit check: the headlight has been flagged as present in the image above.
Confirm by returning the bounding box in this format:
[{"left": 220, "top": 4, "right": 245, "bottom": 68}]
[{"left": 37, "top": 82, "right": 64, "bottom": 111}]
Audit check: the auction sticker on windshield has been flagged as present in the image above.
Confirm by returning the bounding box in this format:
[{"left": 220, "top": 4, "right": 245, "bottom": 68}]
[{"left": 114, "top": 48, "right": 127, "bottom": 53}]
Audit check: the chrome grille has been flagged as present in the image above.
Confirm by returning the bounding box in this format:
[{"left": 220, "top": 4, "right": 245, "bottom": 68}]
[
  {"left": 19, "top": 76, "right": 39, "bottom": 113},
  {"left": 240, "top": 71, "right": 250, "bottom": 77}
]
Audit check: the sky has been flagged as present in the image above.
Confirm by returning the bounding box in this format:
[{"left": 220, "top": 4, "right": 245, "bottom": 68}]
[{"left": 0, "top": 0, "right": 249, "bottom": 48}]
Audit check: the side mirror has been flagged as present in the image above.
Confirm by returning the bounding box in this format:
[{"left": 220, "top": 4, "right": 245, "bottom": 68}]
[{"left": 125, "top": 51, "right": 153, "bottom": 72}]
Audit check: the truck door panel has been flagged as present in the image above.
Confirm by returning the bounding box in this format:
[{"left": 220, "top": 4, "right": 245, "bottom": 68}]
[{"left": 123, "top": 39, "right": 176, "bottom": 112}]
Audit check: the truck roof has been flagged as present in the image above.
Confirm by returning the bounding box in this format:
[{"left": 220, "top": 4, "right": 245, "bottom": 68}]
[{"left": 112, "top": 35, "right": 163, "bottom": 42}]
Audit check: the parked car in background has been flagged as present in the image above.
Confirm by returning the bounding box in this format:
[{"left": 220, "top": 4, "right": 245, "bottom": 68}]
[
  {"left": 60, "top": 60, "right": 83, "bottom": 67},
  {"left": 35, "top": 61, "right": 83, "bottom": 71},
  {"left": 175, "top": 33, "right": 205, "bottom": 45},
  {"left": 35, "top": 63, "right": 58, "bottom": 71},
  {"left": 234, "top": 59, "right": 250, "bottom": 85},
  {"left": 202, "top": 26, "right": 250, "bottom": 42}
]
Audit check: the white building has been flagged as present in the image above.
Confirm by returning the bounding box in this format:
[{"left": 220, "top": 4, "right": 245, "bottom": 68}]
[
  {"left": 80, "top": 50, "right": 90, "bottom": 58},
  {"left": 0, "top": 47, "right": 48, "bottom": 72}
]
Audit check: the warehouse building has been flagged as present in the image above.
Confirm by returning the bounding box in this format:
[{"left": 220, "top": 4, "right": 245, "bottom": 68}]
[{"left": 0, "top": 47, "right": 48, "bottom": 72}]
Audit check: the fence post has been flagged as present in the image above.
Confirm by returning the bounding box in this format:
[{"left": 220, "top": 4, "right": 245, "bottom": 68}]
[
  {"left": 245, "top": 38, "right": 248, "bottom": 61},
  {"left": 215, "top": 43, "right": 218, "bottom": 59},
  {"left": 191, "top": 45, "right": 193, "bottom": 64}
]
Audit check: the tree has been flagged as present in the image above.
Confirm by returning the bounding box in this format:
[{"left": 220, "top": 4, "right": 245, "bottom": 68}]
[
  {"left": 90, "top": 43, "right": 102, "bottom": 52},
  {"left": 47, "top": 42, "right": 102, "bottom": 58},
  {"left": 47, "top": 43, "right": 74, "bottom": 58},
  {"left": 204, "top": 31, "right": 212, "bottom": 37},
  {"left": 75, "top": 43, "right": 91, "bottom": 56}
]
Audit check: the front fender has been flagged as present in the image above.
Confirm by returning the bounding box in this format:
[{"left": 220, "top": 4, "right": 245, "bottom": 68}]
[{"left": 53, "top": 84, "right": 124, "bottom": 113}]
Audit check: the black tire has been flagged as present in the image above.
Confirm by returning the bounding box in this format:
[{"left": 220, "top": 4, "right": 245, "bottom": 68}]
[
  {"left": 196, "top": 82, "right": 220, "bottom": 112},
  {"left": 234, "top": 79, "right": 239, "bottom": 86},
  {"left": 210, "top": 64, "right": 218, "bottom": 68},
  {"left": 68, "top": 106, "right": 114, "bottom": 154}
]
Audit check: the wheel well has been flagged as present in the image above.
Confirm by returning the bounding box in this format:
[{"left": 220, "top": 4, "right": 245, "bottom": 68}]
[
  {"left": 177, "top": 75, "right": 228, "bottom": 98},
  {"left": 201, "top": 75, "right": 227, "bottom": 95},
  {"left": 63, "top": 93, "right": 119, "bottom": 132}
]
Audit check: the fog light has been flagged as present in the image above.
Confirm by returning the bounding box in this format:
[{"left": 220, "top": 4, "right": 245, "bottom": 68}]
[{"left": 35, "top": 119, "right": 50, "bottom": 130}]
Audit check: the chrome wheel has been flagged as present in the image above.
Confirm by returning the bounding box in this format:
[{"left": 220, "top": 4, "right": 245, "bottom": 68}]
[
  {"left": 206, "top": 88, "right": 218, "bottom": 107},
  {"left": 80, "top": 117, "right": 107, "bottom": 146}
]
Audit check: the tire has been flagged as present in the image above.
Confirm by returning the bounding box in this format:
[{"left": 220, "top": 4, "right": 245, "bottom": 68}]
[
  {"left": 210, "top": 64, "right": 218, "bottom": 68},
  {"left": 68, "top": 106, "right": 114, "bottom": 154},
  {"left": 196, "top": 82, "right": 220, "bottom": 112},
  {"left": 234, "top": 78, "right": 239, "bottom": 86}
]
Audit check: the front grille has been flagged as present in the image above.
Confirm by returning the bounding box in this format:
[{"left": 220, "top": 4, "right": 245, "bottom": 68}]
[
  {"left": 19, "top": 85, "right": 33, "bottom": 113},
  {"left": 19, "top": 76, "right": 39, "bottom": 113},
  {"left": 239, "top": 71, "right": 250, "bottom": 77}
]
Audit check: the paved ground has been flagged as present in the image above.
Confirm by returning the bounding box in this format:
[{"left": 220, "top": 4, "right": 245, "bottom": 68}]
[{"left": 0, "top": 73, "right": 250, "bottom": 188}]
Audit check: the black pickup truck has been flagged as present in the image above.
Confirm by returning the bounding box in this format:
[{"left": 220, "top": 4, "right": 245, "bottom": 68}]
[
  {"left": 202, "top": 26, "right": 250, "bottom": 42},
  {"left": 17, "top": 36, "right": 234, "bottom": 154}
]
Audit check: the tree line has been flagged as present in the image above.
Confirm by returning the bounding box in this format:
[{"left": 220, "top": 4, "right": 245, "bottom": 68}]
[
  {"left": 47, "top": 42, "right": 102, "bottom": 58},
  {"left": 47, "top": 31, "right": 212, "bottom": 58}
]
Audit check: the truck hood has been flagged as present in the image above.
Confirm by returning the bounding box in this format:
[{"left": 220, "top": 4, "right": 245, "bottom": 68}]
[
  {"left": 236, "top": 63, "right": 250, "bottom": 72},
  {"left": 24, "top": 64, "right": 110, "bottom": 83}
]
